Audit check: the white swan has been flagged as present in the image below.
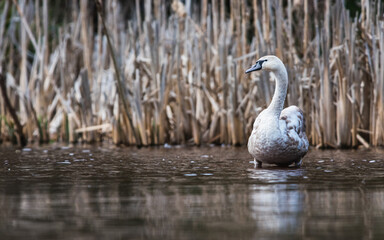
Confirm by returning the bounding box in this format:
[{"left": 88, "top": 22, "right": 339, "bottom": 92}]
[{"left": 245, "top": 55, "right": 309, "bottom": 167}]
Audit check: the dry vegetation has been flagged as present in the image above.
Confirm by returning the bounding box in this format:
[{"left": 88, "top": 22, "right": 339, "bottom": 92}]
[{"left": 0, "top": 0, "right": 383, "bottom": 148}]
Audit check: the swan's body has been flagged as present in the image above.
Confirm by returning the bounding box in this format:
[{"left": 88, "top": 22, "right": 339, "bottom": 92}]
[{"left": 246, "top": 55, "right": 308, "bottom": 167}]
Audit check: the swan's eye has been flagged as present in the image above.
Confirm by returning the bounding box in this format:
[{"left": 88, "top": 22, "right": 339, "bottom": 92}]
[{"left": 258, "top": 59, "right": 267, "bottom": 65}]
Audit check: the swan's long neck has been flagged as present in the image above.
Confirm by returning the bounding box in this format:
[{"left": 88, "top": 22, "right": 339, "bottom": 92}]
[{"left": 267, "top": 66, "right": 288, "bottom": 117}]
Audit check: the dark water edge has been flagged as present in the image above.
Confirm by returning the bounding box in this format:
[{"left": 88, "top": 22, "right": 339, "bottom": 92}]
[{"left": 1, "top": 145, "right": 384, "bottom": 240}]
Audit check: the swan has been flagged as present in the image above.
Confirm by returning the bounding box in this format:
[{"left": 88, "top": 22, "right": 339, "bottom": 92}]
[{"left": 245, "top": 55, "right": 309, "bottom": 167}]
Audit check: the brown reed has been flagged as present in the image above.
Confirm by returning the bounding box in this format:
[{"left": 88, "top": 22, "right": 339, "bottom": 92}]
[{"left": 0, "top": 0, "right": 383, "bottom": 148}]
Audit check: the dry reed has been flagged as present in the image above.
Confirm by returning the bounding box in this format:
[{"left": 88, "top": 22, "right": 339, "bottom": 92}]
[{"left": 0, "top": 0, "right": 383, "bottom": 148}]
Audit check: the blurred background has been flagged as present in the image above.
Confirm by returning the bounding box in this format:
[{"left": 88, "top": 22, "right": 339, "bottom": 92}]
[{"left": 0, "top": 0, "right": 383, "bottom": 148}]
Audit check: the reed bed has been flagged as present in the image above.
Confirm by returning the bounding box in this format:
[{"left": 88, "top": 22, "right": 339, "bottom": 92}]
[{"left": 0, "top": 0, "right": 383, "bottom": 148}]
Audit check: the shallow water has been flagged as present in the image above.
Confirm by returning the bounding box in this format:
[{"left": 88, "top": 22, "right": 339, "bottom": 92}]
[{"left": 1, "top": 145, "right": 384, "bottom": 239}]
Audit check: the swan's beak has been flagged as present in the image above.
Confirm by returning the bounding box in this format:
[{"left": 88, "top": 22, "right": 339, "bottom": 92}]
[{"left": 245, "top": 61, "right": 263, "bottom": 73}]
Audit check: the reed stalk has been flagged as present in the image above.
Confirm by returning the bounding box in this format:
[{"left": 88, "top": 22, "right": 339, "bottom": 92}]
[{"left": 95, "top": 0, "right": 141, "bottom": 147}]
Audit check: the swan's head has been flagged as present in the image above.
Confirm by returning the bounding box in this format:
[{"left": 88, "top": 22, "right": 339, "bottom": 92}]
[{"left": 245, "top": 55, "right": 284, "bottom": 73}]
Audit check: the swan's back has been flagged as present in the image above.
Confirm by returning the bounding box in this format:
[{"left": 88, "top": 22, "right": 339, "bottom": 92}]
[{"left": 279, "top": 106, "right": 309, "bottom": 158}]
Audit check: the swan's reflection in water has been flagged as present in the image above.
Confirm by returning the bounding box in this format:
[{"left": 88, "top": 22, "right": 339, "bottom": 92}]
[
  {"left": 247, "top": 167, "right": 305, "bottom": 183},
  {"left": 247, "top": 168, "right": 304, "bottom": 234},
  {"left": 249, "top": 185, "right": 303, "bottom": 234}
]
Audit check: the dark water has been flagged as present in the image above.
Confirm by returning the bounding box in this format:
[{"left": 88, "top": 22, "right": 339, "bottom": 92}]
[{"left": 1, "top": 145, "right": 384, "bottom": 240}]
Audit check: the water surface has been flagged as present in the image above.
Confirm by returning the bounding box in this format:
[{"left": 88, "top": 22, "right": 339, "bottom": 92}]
[{"left": 1, "top": 145, "right": 384, "bottom": 239}]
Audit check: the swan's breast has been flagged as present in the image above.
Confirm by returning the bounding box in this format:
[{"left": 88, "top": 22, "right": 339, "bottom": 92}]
[{"left": 248, "top": 112, "right": 285, "bottom": 158}]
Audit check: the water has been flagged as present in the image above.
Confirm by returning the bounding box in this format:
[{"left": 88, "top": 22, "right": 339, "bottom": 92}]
[{"left": 1, "top": 145, "right": 384, "bottom": 239}]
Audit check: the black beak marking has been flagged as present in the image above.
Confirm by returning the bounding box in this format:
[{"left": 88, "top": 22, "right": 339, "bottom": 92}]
[{"left": 245, "top": 60, "right": 267, "bottom": 74}]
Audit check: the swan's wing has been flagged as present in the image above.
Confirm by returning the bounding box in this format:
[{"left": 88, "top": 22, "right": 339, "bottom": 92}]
[{"left": 279, "top": 106, "right": 309, "bottom": 153}]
